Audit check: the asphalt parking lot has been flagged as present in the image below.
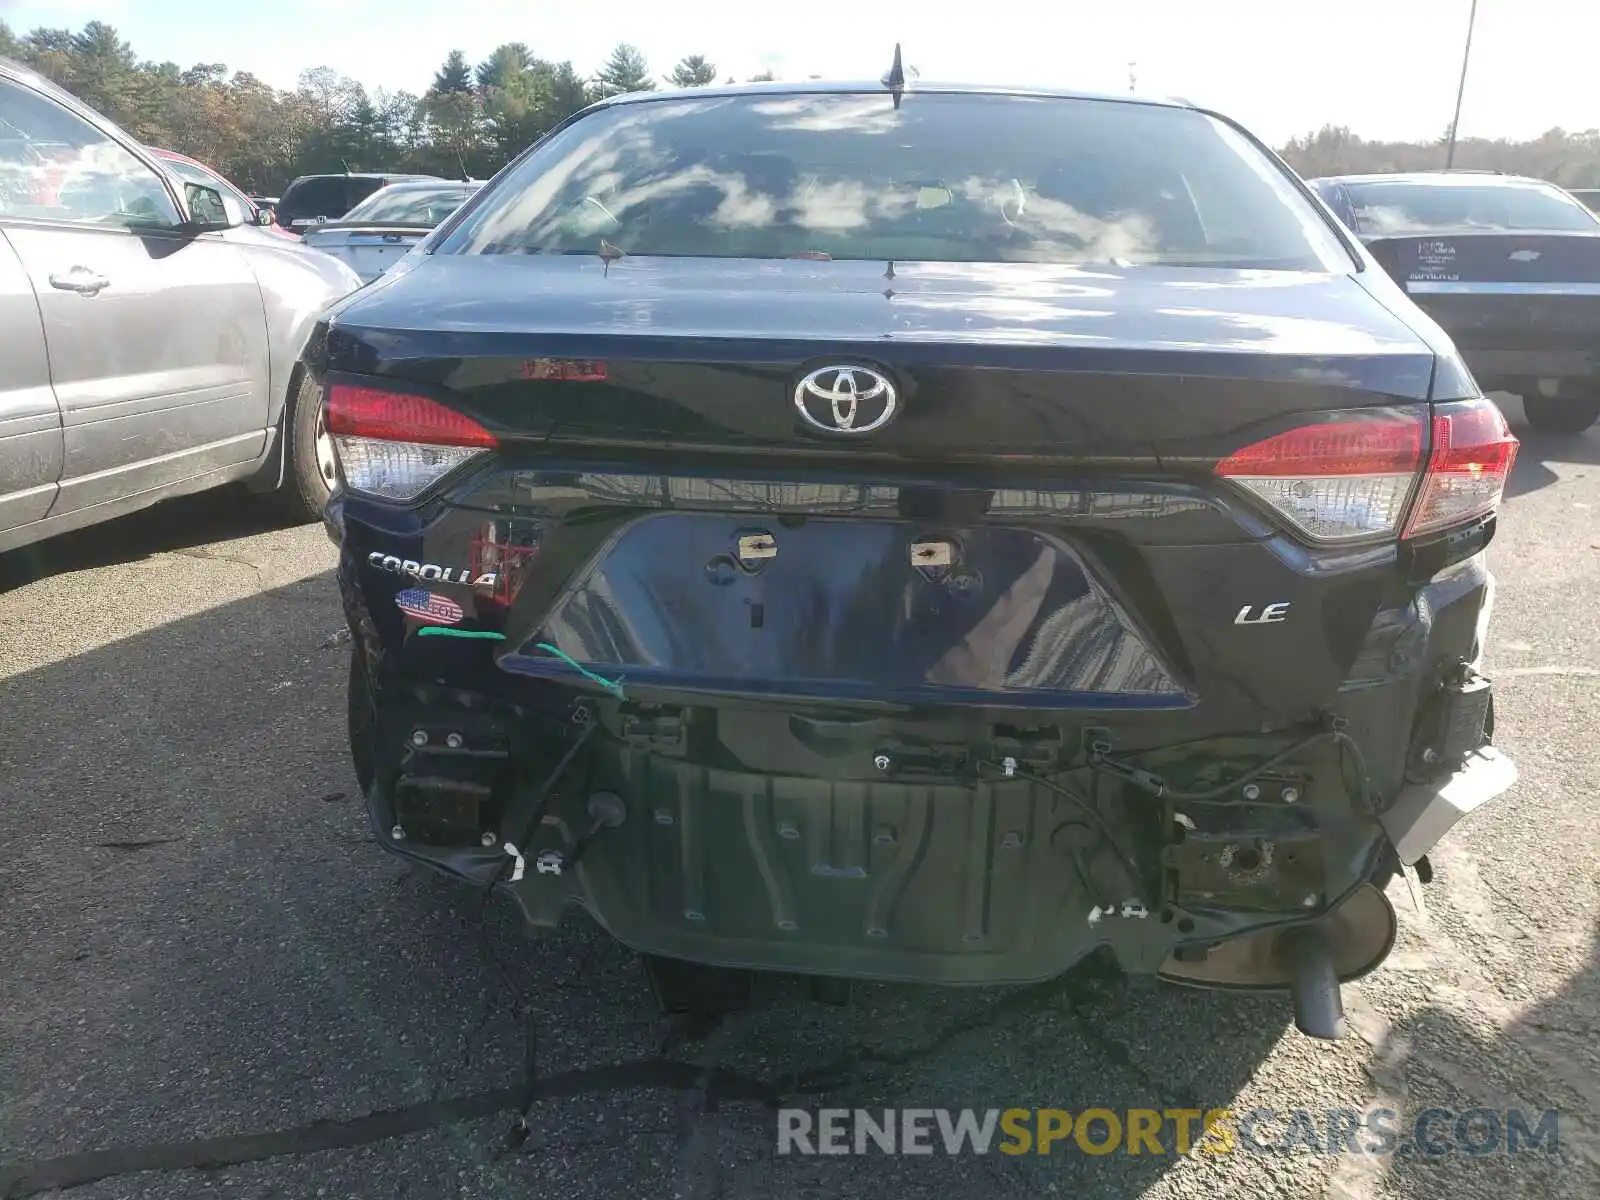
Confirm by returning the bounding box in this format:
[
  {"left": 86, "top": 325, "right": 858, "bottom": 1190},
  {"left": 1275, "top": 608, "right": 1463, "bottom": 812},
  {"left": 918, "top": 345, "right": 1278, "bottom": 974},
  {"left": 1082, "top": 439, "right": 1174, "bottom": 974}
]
[{"left": 1, "top": 397, "right": 1597, "bottom": 1200}]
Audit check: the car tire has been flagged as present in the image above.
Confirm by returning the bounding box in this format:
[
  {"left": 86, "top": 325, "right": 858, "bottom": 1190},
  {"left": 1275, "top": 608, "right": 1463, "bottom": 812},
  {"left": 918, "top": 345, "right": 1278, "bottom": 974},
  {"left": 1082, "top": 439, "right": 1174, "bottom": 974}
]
[
  {"left": 277, "top": 371, "right": 337, "bottom": 522},
  {"left": 348, "top": 644, "right": 377, "bottom": 796},
  {"left": 1522, "top": 394, "right": 1600, "bottom": 435}
]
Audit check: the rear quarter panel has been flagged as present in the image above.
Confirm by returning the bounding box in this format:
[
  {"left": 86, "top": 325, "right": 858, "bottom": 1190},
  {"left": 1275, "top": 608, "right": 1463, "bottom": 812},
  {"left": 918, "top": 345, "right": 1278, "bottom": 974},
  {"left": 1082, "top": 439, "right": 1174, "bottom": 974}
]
[{"left": 229, "top": 230, "right": 363, "bottom": 428}]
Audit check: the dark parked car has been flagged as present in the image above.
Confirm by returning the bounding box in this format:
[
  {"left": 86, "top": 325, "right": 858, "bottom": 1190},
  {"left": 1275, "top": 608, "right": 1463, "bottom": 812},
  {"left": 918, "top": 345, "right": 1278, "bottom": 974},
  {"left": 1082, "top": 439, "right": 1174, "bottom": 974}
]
[
  {"left": 303, "top": 80, "right": 1519, "bottom": 1043},
  {"left": 299, "top": 179, "right": 482, "bottom": 282},
  {"left": 1311, "top": 170, "right": 1600, "bottom": 433},
  {"left": 274, "top": 171, "right": 440, "bottom": 233}
]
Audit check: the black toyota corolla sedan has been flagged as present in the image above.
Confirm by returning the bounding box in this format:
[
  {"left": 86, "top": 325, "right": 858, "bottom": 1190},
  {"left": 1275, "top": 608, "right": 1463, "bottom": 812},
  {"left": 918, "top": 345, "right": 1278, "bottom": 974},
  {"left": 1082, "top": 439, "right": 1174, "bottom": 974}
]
[{"left": 300, "top": 76, "right": 1519, "bottom": 1041}]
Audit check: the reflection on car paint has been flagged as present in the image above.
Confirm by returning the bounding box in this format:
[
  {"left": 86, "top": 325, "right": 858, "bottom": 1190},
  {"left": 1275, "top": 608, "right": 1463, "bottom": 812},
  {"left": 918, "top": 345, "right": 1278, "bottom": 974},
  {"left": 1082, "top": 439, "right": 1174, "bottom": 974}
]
[
  {"left": 500, "top": 513, "right": 1188, "bottom": 707},
  {"left": 470, "top": 518, "right": 543, "bottom": 610},
  {"left": 486, "top": 472, "right": 1216, "bottom": 523}
]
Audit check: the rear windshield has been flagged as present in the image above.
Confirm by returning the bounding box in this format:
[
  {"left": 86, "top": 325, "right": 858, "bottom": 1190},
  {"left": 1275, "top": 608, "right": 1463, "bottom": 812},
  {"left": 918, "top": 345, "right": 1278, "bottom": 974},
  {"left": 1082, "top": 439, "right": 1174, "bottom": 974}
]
[
  {"left": 1561, "top": 188, "right": 1600, "bottom": 214},
  {"left": 344, "top": 184, "right": 478, "bottom": 226},
  {"left": 1345, "top": 180, "right": 1600, "bottom": 235},
  {"left": 437, "top": 92, "right": 1351, "bottom": 270},
  {"left": 279, "top": 176, "right": 351, "bottom": 223},
  {"left": 345, "top": 178, "right": 387, "bottom": 209}
]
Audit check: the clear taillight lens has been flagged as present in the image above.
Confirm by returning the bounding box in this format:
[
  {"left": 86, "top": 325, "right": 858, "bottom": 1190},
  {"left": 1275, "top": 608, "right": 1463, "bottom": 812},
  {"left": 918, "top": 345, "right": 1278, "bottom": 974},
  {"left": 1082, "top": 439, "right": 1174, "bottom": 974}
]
[
  {"left": 1215, "top": 410, "right": 1426, "bottom": 541},
  {"left": 326, "top": 383, "right": 496, "bottom": 501},
  {"left": 1404, "top": 398, "right": 1519, "bottom": 538}
]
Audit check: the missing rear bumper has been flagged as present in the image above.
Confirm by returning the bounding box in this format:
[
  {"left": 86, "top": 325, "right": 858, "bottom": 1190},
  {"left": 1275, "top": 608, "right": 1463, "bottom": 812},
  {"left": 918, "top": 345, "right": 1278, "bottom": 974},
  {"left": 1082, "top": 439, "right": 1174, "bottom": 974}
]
[
  {"left": 359, "top": 717, "right": 1398, "bottom": 987},
  {"left": 350, "top": 671, "right": 1431, "bottom": 990}
]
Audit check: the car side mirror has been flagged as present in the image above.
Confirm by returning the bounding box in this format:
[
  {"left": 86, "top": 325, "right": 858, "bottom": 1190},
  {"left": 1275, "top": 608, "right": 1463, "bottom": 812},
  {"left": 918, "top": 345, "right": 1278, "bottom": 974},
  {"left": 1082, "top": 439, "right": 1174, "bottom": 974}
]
[
  {"left": 255, "top": 207, "right": 275, "bottom": 227},
  {"left": 183, "top": 182, "right": 245, "bottom": 232}
]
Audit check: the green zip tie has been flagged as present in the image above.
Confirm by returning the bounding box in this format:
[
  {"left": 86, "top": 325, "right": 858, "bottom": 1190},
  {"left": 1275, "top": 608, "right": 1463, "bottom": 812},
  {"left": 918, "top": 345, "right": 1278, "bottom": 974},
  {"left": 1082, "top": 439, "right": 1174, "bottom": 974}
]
[
  {"left": 534, "top": 642, "right": 627, "bottom": 701},
  {"left": 413, "top": 629, "right": 625, "bottom": 700}
]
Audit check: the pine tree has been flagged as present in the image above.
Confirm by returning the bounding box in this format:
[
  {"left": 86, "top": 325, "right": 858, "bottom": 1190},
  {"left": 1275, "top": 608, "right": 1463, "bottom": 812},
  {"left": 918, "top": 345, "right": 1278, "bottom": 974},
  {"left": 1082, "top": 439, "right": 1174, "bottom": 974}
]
[
  {"left": 542, "top": 62, "right": 592, "bottom": 119},
  {"left": 62, "top": 21, "right": 140, "bottom": 125},
  {"left": 431, "top": 50, "right": 473, "bottom": 95},
  {"left": 667, "top": 55, "right": 716, "bottom": 88},
  {"left": 594, "top": 43, "right": 654, "bottom": 98},
  {"left": 476, "top": 43, "right": 532, "bottom": 94}
]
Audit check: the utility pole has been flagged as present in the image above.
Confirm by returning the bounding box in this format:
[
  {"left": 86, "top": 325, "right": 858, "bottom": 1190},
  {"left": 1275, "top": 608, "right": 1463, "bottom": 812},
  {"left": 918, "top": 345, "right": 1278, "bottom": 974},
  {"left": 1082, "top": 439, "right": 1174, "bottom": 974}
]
[
  {"left": 1128, "top": 61, "right": 1138, "bottom": 94},
  {"left": 1445, "top": 0, "right": 1479, "bottom": 168}
]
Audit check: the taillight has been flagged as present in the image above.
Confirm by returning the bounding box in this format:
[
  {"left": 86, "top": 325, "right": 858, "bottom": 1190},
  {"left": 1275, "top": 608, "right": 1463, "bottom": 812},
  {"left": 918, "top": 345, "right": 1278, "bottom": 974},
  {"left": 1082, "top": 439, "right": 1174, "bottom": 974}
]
[
  {"left": 326, "top": 383, "right": 496, "bottom": 501},
  {"left": 1214, "top": 398, "right": 1517, "bottom": 544},
  {"left": 1403, "top": 398, "right": 1519, "bottom": 538},
  {"left": 1215, "top": 409, "right": 1425, "bottom": 541}
]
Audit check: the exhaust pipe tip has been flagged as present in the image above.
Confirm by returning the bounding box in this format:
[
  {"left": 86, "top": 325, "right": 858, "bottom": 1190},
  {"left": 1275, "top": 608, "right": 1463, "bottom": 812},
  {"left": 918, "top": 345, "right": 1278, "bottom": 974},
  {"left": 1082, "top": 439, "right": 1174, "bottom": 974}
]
[
  {"left": 1157, "top": 883, "right": 1397, "bottom": 1041},
  {"left": 1278, "top": 923, "right": 1346, "bottom": 1040}
]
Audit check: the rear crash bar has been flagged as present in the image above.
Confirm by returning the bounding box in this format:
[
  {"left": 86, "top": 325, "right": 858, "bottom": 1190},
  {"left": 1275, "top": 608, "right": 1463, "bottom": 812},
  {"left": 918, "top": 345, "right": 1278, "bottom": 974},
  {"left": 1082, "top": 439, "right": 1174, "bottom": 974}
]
[{"left": 1380, "top": 745, "right": 1517, "bottom": 864}]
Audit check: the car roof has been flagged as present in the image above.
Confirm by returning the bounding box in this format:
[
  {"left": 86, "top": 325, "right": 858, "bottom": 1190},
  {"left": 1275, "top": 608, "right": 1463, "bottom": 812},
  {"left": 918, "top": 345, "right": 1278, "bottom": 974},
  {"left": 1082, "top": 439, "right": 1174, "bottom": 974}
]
[
  {"left": 601, "top": 78, "right": 1194, "bottom": 112},
  {"left": 289, "top": 172, "right": 440, "bottom": 183},
  {"left": 0, "top": 55, "right": 75, "bottom": 102},
  {"left": 366, "top": 179, "right": 483, "bottom": 194},
  {"left": 1313, "top": 171, "right": 1552, "bottom": 188}
]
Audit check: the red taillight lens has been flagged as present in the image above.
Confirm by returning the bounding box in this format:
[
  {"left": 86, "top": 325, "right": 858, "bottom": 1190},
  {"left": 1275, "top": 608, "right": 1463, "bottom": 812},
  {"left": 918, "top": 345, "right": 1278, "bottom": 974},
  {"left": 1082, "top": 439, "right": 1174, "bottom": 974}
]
[
  {"left": 1404, "top": 398, "right": 1519, "bottom": 538},
  {"left": 326, "top": 384, "right": 497, "bottom": 448},
  {"left": 326, "top": 383, "right": 497, "bottom": 501},
  {"left": 1215, "top": 410, "right": 1426, "bottom": 542}
]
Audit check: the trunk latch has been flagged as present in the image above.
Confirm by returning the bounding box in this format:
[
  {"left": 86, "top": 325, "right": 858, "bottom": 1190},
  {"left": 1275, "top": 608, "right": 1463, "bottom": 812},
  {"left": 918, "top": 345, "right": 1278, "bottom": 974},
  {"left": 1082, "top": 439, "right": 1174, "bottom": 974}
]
[
  {"left": 990, "top": 724, "right": 1065, "bottom": 773},
  {"left": 910, "top": 536, "right": 960, "bottom": 585},
  {"left": 736, "top": 531, "right": 778, "bottom": 567},
  {"left": 621, "top": 704, "right": 687, "bottom": 754}
]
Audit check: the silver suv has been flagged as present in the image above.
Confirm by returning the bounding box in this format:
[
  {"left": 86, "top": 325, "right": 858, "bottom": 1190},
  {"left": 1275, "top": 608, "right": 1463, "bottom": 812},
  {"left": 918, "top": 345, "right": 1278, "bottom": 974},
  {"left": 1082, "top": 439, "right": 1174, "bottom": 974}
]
[{"left": 0, "top": 58, "right": 362, "bottom": 554}]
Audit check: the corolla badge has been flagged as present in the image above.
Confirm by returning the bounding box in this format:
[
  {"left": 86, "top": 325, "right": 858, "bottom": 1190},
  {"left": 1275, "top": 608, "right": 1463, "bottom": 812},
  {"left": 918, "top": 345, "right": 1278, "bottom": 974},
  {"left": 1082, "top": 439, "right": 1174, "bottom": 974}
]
[{"left": 794, "top": 366, "right": 899, "bottom": 433}]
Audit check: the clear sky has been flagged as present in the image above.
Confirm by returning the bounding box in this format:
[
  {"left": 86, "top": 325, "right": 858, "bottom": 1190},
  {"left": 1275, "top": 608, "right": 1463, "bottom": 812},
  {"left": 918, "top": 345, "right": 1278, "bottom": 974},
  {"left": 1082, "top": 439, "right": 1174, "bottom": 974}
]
[{"left": 2, "top": 0, "right": 1596, "bottom": 146}]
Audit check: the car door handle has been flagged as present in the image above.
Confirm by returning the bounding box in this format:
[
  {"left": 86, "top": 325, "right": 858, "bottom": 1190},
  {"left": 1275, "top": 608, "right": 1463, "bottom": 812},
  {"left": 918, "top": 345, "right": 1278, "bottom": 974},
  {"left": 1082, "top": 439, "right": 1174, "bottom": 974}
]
[{"left": 49, "top": 267, "right": 110, "bottom": 296}]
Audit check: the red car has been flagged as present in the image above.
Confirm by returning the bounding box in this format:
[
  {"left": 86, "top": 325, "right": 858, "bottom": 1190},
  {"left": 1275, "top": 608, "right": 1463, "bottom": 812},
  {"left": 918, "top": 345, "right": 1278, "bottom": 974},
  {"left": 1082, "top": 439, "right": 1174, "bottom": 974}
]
[{"left": 149, "top": 147, "right": 300, "bottom": 239}]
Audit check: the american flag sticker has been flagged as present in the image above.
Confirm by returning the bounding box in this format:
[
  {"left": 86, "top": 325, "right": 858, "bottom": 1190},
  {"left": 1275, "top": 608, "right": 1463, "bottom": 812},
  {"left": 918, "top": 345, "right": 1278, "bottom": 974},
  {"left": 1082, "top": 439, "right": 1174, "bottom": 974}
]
[{"left": 395, "top": 588, "right": 465, "bottom": 625}]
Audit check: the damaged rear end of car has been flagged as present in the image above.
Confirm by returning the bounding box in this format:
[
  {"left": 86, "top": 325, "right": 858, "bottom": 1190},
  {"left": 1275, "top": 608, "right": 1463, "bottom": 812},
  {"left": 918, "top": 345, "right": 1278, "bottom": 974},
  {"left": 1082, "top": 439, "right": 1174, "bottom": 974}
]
[{"left": 305, "top": 84, "right": 1520, "bottom": 1039}]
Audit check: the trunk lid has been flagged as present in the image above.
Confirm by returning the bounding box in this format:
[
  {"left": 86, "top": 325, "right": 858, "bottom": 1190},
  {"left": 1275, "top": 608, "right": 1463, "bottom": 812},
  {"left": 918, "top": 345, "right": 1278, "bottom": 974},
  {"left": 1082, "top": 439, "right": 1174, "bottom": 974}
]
[
  {"left": 329, "top": 256, "right": 1442, "bottom": 726},
  {"left": 301, "top": 226, "right": 429, "bottom": 282},
  {"left": 326, "top": 256, "right": 1436, "bottom": 463}
]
